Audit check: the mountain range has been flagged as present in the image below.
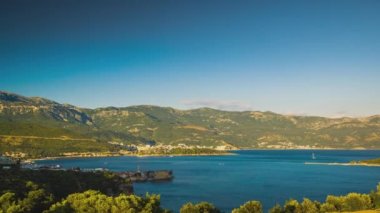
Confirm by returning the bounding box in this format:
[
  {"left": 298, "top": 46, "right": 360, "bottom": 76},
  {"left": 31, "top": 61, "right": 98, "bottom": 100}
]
[{"left": 1, "top": 91, "right": 380, "bottom": 157}]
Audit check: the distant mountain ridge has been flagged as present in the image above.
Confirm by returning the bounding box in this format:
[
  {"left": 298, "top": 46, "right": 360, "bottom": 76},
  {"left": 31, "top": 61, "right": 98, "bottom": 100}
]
[
  {"left": 1, "top": 91, "right": 380, "bottom": 157},
  {"left": 0, "top": 91, "right": 92, "bottom": 124}
]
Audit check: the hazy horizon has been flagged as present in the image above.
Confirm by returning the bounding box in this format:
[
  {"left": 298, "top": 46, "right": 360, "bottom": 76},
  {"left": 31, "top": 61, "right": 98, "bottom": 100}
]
[{"left": 1, "top": 0, "right": 380, "bottom": 117}]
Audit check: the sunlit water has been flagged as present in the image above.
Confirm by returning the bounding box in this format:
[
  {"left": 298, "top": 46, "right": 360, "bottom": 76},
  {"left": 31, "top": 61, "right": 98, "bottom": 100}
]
[{"left": 38, "top": 150, "right": 380, "bottom": 212}]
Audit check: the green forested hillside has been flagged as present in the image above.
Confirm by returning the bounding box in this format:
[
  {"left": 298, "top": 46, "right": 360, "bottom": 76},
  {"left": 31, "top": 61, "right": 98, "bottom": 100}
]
[
  {"left": 1, "top": 91, "right": 380, "bottom": 157},
  {"left": 88, "top": 106, "right": 380, "bottom": 149}
]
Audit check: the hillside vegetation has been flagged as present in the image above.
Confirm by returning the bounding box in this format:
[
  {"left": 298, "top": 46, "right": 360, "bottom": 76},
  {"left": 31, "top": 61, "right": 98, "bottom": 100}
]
[
  {"left": 1, "top": 91, "right": 380, "bottom": 157},
  {"left": 1, "top": 169, "right": 380, "bottom": 213},
  {"left": 0, "top": 169, "right": 133, "bottom": 213}
]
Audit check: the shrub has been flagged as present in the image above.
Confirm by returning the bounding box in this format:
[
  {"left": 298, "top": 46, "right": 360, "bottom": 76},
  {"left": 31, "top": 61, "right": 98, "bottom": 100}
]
[
  {"left": 232, "top": 200, "right": 262, "bottom": 213},
  {"left": 300, "top": 198, "right": 319, "bottom": 213},
  {"left": 342, "top": 193, "right": 371, "bottom": 211},
  {"left": 324, "top": 193, "right": 372, "bottom": 212},
  {"left": 180, "top": 202, "right": 220, "bottom": 213},
  {"left": 325, "top": 195, "right": 344, "bottom": 211},
  {"left": 0, "top": 182, "right": 53, "bottom": 213},
  {"left": 269, "top": 204, "right": 282, "bottom": 213},
  {"left": 320, "top": 203, "right": 336, "bottom": 213},
  {"left": 46, "top": 190, "right": 168, "bottom": 213},
  {"left": 370, "top": 183, "right": 380, "bottom": 209},
  {"left": 283, "top": 199, "right": 302, "bottom": 213}
]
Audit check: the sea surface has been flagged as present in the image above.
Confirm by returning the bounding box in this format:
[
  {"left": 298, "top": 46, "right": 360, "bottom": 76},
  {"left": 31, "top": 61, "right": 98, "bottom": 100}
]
[{"left": 37, "top": 150, "right": 380, "bottom": 212}]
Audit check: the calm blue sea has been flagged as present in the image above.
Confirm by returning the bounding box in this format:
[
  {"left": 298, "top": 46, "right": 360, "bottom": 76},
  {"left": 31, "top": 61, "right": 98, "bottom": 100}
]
[{"left": 37, "top": 150, "right": 380, "bottom": 212}]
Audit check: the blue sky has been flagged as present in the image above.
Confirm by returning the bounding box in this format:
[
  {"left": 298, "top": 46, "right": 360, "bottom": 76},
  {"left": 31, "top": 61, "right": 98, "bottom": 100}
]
[{"left": 1, "top": 0, "right": 379, "bottom": 117}]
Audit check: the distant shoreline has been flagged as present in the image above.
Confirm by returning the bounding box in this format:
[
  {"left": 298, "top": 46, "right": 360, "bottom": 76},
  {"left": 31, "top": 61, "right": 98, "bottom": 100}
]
[
  {"left": 239, "top": 148, "right": 380, "bottom": 151},
  {"left": 132, "top": 152, "right": 235, "bottom": 157},
  {"left": 304, "top": 162, "right": 380, "bottom": 167},
  {"left": 27, "top": 152, "right": 235, "bottom": 163},
  {"left": 21, "top": 149, "right": 380, "bottom": 163}
]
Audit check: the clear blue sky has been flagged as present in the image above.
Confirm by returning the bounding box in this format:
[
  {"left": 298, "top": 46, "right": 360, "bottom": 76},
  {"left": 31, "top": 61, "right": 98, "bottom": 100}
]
[{"left": 1, "top": 0, "right": 379, "bottom": 117}]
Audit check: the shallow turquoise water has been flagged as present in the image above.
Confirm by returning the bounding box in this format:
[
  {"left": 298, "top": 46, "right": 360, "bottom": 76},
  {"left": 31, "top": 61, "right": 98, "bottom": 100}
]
[{"left": 38, "top": 150, "right": 380, "bottom": 212}]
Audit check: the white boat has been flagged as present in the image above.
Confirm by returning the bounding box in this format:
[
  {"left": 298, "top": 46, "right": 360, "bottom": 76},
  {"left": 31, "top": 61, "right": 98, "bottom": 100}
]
[{"left": 312, "top": 153, "right": 316, "bottom": 160}]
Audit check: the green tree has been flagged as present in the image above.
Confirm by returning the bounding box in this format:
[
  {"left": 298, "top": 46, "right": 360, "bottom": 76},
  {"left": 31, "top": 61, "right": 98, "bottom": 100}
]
[
  {"left": 0, "top": 192, "right": 22, "bottom": 213},
  {"left": 46, "top": 190, "right": 168, "bottom": 213},
  {"left": 370, "top": 183, "right": 380, "bottom": 208},
  {"left": 319, "top": 203, "right": 335, "bottom": 213},
  {"left": 269, "top": 204, "right": 282, "bottom": 213},
  {"left": 283, "top": 199, "right": 302, "bottom": 213},
  {"left": 45, "top": 201, "right": 73, "bottom": 213},
  {"left": 0, "top": 181, "right": 53, "bottom": 213},
  {"left": 324, "top": 193, "right": 372, "bottom": 212},
  {"left": 180, "top": 202, "right": 220, "bottom": 213},
  {"left": 324, "top": 195, "right": 344, "bottom": 211},
  {"left": 342, "top": 193, "right": 371, "bottom": 211},
  {"left": 299, "top": 198, "right": 319, "bottom": 213},
  {"left": 232, "top": 200, "right": 262, "bottom": 213}
]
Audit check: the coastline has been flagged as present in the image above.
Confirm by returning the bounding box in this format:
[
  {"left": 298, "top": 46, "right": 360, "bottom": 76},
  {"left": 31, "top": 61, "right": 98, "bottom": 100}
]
[
  {"left": 133, "top": 152, "right": 235, "bottom": 158},
  {"left": 22, "top": 149, "right": 380, "bottom": 163},
  {"left": 304, "top": 162, "right": 380, "bottom": 167},
  {"left": 26, "top": 152, "right": 234, "bottom": 163},
  {"left": 239, "top": 148, "right": 380, "bottom": 151}
]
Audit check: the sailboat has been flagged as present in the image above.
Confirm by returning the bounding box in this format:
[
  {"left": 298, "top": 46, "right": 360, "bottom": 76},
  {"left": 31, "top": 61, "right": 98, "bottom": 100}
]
[{"left": 312, "top": 152, "right": 316, "bottom": 160}]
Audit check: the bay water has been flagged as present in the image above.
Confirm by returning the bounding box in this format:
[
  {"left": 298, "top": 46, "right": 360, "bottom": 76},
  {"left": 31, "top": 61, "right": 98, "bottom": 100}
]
[{"left": 38, "top": 150, "right": 380, "bottom": 212}]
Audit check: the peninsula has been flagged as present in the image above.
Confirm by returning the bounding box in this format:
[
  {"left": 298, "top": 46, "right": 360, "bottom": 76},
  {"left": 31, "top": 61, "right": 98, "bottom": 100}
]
[{"left": 305, "top": 158, "right": 380, "bottom": 167}]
